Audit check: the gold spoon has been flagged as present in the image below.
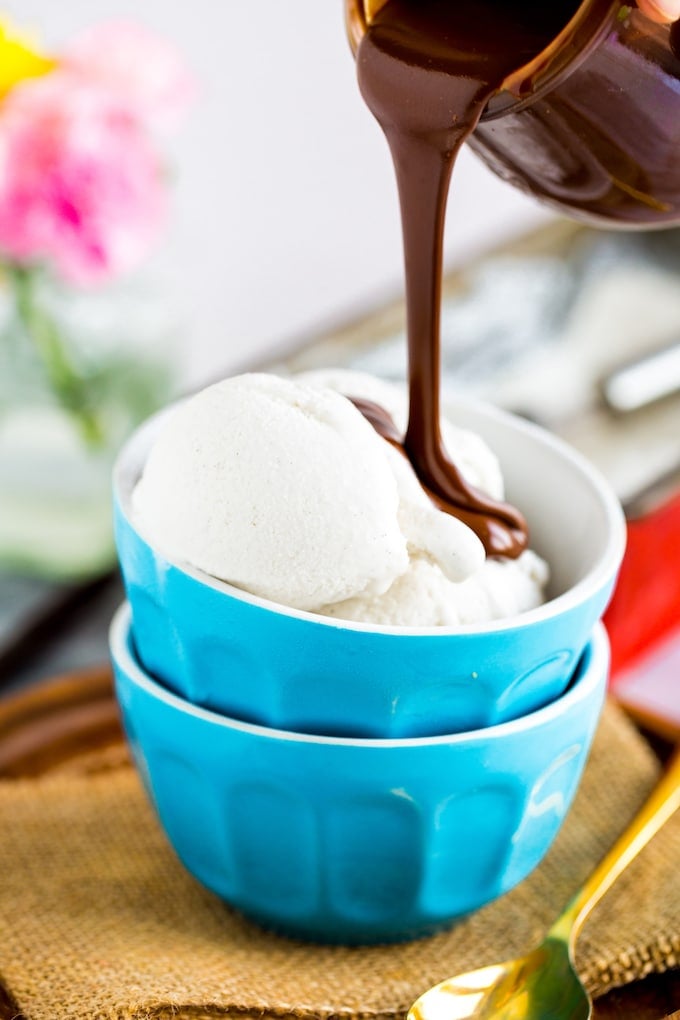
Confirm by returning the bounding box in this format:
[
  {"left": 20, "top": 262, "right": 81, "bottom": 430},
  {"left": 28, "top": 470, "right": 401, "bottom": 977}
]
[{"left": 409, "top": 747, "right": 680, "bottom": 1020}]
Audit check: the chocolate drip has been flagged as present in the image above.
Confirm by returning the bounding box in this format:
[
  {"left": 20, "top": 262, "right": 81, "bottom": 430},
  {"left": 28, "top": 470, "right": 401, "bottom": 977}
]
[
  {"left": 355, "top": 0, "right": 580, "bottom": 558},
  {"left": 351, "top": 396, "right": 527, "bottom": 558},
  {"left": 350, "top": 397, "right": 402, "bottom": 446}
]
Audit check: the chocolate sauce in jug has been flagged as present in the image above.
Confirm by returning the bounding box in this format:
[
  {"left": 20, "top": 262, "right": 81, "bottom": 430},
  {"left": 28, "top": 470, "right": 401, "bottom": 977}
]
[{"left": 355, "top": 0, "right": 580, "bottom": 558}]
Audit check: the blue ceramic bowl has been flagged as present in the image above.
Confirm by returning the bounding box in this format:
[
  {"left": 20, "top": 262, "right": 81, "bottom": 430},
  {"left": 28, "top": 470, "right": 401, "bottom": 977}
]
[
  {"left": 111, "top": 602, "right": 609, "bottom": 945},
  {"left": 114, "top": 396, "right": 624, "bottom": 738}
]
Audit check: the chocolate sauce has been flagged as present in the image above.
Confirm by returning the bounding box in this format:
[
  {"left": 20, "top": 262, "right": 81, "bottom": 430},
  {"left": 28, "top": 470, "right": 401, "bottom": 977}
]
[
  {"left": 355, "top": 0, "right": 580, "bottom": 558},
  {"left": 349, "top": 395, "right": 530, "bottom": 558}
]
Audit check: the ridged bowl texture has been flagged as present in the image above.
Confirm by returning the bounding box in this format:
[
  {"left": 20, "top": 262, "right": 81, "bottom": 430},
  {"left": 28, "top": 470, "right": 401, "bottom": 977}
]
[
  {"left": 114, "top": 396, "right": 625, "bottom": 738},
  {"left": 111, "top": 603, "right": 609, "bottom": 944}
]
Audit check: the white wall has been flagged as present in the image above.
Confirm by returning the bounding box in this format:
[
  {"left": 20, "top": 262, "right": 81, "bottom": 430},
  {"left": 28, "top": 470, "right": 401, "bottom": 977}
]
[{"left": 8, "top": 0, "right": 552, "bottom": 385}]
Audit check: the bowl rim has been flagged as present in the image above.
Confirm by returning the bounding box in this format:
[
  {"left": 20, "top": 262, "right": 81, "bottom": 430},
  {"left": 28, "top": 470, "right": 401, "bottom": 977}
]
[
  {"left": 111, "top": 602, "right": 609, "bottom": 748},
  {"left": 114, "top": 391, "right": 626, "bottom": 638}
]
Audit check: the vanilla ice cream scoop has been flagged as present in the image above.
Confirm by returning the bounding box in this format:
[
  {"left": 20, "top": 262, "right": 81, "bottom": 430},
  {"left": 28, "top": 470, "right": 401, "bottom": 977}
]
[
  {"left": 133, "top": 371, "right": 548, "bottom": 623},
  {"left": 132, "top": 372, "right": 486, "bottom": 613},
  {"left": 134, "top": 373, "right": 406, "bottom": 610},
  {"left": 320, "top": 550, "right": 549, "bottom": 627},
  {"left": 297, "top": 368, "right": 505, "bottom": 500},
  {"left": 298, "top": 369, "right": 549, "bottom": 626}
]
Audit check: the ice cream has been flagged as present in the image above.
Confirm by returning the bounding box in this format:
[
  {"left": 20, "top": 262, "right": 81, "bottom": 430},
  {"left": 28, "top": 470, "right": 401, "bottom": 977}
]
[{"left": 132, "top": 370, "right": 548, "bottom": 624}]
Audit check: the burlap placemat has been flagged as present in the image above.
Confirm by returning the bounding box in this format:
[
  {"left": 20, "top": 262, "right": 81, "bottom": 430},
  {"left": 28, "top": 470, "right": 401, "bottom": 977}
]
[{"left": 0, "top": 700, "right": 678, "bottom": 1020}]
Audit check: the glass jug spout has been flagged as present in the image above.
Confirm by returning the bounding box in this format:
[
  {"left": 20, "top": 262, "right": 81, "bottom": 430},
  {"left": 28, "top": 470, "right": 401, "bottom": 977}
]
[
  {"left": 471, "top": 1, "right": 680, "bottom": 227},
  {"left": 345, "top": 0, "right": 680, "bottom": 228}
]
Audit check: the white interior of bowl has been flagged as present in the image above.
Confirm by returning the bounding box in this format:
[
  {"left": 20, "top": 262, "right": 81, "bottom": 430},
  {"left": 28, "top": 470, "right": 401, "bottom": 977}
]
[
  {"left": 114, "top": 394, "right": 626, "bottom": 636},
  {"left": 442, "top": 400, "right": 624, "bottom": 602}
]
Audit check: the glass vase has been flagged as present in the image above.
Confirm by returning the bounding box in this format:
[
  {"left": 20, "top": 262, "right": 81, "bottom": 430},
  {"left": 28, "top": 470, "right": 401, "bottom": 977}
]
[{"left": 0, "top": 266, "right": 178, "bottom": 580}]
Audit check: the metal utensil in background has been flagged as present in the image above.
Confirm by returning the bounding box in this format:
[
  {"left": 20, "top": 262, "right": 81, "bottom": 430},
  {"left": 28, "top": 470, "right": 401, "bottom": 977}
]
[{"left": 601, "top": 339, "right": 680, "bottom": 415}]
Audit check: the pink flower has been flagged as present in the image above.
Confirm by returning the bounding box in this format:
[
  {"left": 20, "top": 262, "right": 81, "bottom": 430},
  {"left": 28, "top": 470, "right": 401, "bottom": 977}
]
[
  {"left": 0, "top": 72, "right": 165, "bottom": 285},
  {"left": 63, "top": 21, "right": 194, "bottom": 132}
]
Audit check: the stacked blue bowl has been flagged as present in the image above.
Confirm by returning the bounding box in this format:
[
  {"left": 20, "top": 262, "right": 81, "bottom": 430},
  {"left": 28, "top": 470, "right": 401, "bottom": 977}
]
[{"left": 111, "top": 395, "right": 625, "bottom": 944}]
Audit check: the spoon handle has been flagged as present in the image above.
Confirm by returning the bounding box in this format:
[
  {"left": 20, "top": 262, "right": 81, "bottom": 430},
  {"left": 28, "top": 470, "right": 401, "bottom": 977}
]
[{"left": 549, "top": 746, "right": 680, "bottom": 946}]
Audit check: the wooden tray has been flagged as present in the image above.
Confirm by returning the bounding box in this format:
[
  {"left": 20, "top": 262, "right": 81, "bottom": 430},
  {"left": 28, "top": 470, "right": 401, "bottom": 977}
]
[
  {"left": 0, "top": 666, "right": 122, "bottom": 779},
  {"left": 0, "top": 672, "right": 678, "bottom": 1020}
]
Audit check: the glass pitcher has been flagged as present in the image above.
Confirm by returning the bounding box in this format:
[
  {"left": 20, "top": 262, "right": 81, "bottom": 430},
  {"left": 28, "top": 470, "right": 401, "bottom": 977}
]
[{"left": 346, "top": 0, "right": 680, "bottom": 227}]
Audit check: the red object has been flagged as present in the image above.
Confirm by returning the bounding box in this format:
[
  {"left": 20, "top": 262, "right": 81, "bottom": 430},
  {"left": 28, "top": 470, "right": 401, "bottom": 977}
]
[
  {"left": 605, "top": 490, "right": 680, "bottom": 681},
  {"left": 613, "top": 626, "right": 680, "bottom": 744}
]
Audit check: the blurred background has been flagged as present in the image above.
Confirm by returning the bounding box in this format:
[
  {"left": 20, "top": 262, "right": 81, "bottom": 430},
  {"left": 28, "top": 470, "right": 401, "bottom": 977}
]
[
  {"left": 4, "top": 0, "right": 550, "bottom": 387},
  {"left": 0, "top": 1, "right": 677, "bottom": 741}
]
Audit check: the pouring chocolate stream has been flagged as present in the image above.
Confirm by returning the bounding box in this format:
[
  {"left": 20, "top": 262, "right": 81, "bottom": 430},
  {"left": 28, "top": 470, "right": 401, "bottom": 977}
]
[{"left": 354, "top": 0, "right": 581, "bottom": 558}]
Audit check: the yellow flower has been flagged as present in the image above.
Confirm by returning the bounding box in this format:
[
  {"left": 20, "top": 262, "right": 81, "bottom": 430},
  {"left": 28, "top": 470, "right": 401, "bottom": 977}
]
[{"left": 0, "top": 17, "right": 55, "bottom": 98}]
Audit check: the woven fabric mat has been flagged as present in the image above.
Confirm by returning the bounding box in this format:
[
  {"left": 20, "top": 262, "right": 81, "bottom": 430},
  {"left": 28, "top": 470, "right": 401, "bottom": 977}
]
[{"left": 0, "top": 700, "right": 678, "bottom": 1020}]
